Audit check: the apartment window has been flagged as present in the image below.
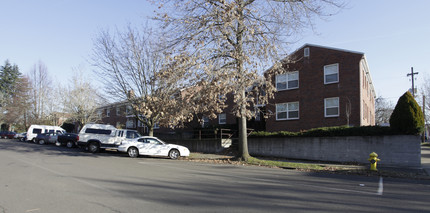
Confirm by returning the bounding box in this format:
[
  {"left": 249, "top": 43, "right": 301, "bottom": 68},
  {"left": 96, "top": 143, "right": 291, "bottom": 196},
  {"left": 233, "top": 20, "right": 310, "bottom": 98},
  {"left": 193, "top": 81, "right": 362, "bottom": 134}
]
[
  {"left": 255, "top": 110, "right": 261, "bottom": 121},
  {"left": 106, "top": 109, "right": 110, "bottom": 117},
  {"left": 126, "top": 119, "right": 135, "bottom": 128},
  {"left": 202, "top": 116, "right": 209, "bottom": 128},
  {"left": 325, "top": 97, "right": 339, "bottom": 117},
  {"left": 116, "top": 107, "right": 121, "bottom": 116},
  {"left": 304, "top": 47, "right": 310, "bottom": 57},
  {"left": 219, "top": 113, "right": 227, "bottom": 124},
  {"left": 97, "top": 110, "right": 102, "bottom": 119},
  {"left": 276, "top": 102, "right": 299, "bottom": 120},
  {"left": 126, "top": 105, "right": 133, "bottom": 116},
  {"left": 276, "top": 71, "right": 299, "bottom": 90},
  {"left": 324, "top": 64, "right": 339, "bottom": 84}
]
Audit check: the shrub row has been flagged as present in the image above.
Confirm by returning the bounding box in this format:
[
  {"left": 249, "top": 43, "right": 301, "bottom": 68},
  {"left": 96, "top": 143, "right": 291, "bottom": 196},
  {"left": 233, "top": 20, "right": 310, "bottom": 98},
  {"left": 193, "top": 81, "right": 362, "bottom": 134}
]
[{"left": 249, "top": 125, "right": 397, "bottom": 138}]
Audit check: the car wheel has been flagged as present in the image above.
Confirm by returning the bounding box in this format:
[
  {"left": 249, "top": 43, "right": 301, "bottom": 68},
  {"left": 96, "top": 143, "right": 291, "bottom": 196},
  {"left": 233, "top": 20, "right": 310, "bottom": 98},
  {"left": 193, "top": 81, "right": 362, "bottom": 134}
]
[
  {"left": 168, "top": 149, "right": 180, "bottom": 160},
  {"left": 19, "top": 138, "right": 24, "bottom": 142},
  {"left": 39, "top": 139, "right": 45, "bottom": 145},
  {"left": 128, "top": 147, "right": 139, "bottom": 158},
  {"left": 55, "top": 141, "right": 61, "bottom": 146},
  {"left": 32, "top": 138, "right": 37, "bottom": 143},
  {"left": 88, "top": 142, "right": 99, "bottom": 153},
  {"left": 66, "top": 141, "right": 74, "bottom": 148}
]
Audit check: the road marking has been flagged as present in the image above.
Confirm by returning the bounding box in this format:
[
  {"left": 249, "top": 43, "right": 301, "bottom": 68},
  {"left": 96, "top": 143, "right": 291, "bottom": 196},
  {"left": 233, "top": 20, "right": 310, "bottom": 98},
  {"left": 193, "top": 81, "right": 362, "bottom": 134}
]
[{"left": 377, "top": 176, "right": 383, "bottom": 195}]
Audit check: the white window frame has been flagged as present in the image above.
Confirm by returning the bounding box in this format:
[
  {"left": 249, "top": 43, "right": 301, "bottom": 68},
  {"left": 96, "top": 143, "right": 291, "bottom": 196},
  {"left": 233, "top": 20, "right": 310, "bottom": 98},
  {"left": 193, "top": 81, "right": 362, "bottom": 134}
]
[
  {"left": 324, "top": 63, "right": 339, "bottom": 84},
  {"left": 219, "top": 113, "right": 227, "bottom": 124},
  {"left": 97, "top": 110, "right": 102, "bottom": 119},
  {"left": 126, "top": 105, "right": 133, "bottom": 117},
  {"left": 106, "top": 109, "right": 110, "bottom": 117},
  {"left": 276, "top": 71, "right": 299, "bottom": 91},
  {"left": 304, "top": 47, "right": 310, "bottom": 57},
  {"left": 116, "top": 107, "right": 121, "bottom": 116},
  {"left": 276, "top": 102, "right": 299, "bottom": 120},
  {"left": 202, "top": 116, "right": 209, "bottom": 128},
  {"left": 255, "top": 110, "right": 261, "bottom": 121},
  {"left": 324, "top": 97, "right": 339, "bottom": 117},
  {"left": 126, "top": 119, "right": 135, "bottom": 128}
]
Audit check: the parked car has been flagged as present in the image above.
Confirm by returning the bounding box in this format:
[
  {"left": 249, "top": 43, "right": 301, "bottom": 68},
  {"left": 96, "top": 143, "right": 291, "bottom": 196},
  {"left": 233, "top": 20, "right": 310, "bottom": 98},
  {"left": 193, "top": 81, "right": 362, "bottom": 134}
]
[
  {"left": 57, "top": 133, "right": 79, "bottom": 148},
  {"left": 35, "top": 133, "right": 59, "bottom": 145},
  {"left": 15, "top": 132, "right": 27, "bottom": 141},
  {"left": 0, "top": 131, "right": 16, "bottom": 139},
  {"left": 117, "top": 136, "right": 190, "bottom": 159},
  {"left": 27, "top": 125, "right": 65, "bottom": 142},
  {"left": 78, "top": 124, "right": 140, "bottom": 153}
]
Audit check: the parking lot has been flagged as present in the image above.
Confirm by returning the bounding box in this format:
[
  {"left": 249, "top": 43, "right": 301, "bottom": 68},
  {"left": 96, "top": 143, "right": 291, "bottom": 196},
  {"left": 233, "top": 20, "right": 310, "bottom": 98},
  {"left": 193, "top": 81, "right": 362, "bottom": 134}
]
[{"left": 1, "top": 139, "right": 430, "bottom": 213}]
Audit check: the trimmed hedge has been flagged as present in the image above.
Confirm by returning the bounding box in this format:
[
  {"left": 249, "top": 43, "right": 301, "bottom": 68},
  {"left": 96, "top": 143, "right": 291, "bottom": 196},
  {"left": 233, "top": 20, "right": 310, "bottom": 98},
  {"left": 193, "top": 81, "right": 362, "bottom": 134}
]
[{"left": 249, "top": 125, "right": 396, "bottom": 138}]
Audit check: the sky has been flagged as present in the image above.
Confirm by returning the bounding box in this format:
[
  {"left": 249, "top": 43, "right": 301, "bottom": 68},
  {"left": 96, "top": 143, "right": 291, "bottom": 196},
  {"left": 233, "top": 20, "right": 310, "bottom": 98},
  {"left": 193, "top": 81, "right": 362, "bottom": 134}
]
[{"left": 1, "top": 0, "right": 429, "bottom": 104}]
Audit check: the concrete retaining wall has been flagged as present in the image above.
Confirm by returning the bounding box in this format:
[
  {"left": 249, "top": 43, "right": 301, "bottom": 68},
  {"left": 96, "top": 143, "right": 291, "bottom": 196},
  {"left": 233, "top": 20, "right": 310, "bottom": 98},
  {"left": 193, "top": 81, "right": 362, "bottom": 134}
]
[
  {"left": 165, "top": 139, "right": 232, "bottom": 153},
  {"left": 248, "top": 135, "right": 421, "bottom": 167}
]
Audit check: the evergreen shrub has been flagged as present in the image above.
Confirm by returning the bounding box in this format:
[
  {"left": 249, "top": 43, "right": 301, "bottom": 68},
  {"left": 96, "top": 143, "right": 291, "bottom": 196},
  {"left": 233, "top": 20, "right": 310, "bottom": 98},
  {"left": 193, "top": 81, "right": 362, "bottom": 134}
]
[{"left": 389, "top": 91, "right": 424, "bottom": 135}]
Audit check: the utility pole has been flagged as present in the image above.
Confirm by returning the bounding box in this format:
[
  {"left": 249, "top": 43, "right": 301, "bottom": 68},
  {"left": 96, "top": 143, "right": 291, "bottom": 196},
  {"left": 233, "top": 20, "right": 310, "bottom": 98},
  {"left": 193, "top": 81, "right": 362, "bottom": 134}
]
[
  {"left": 407, "top": 67, "right": 419, "bottom": 97},
  {"left": 424, "top": 95, "right": 427, "bottom": 142}
]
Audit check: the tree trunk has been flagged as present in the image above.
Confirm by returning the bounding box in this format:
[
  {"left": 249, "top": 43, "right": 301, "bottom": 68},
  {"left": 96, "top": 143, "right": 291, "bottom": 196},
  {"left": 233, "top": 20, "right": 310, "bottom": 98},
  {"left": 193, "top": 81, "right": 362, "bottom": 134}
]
[
  {"left": 238, "top": 109, "right": 250, "bottom": 161},
  {"left": 148, "top": 126, "right": 154, "bottom": 136},
  {"left": 236, "top": 2, "right": 250, "bottom": 161}
]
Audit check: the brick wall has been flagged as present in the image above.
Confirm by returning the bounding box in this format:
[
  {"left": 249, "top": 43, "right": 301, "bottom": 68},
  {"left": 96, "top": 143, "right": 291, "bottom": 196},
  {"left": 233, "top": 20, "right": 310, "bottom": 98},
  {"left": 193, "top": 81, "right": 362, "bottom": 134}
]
[{"left": 266, "top": 45, "right": 373, "bottom": 132}]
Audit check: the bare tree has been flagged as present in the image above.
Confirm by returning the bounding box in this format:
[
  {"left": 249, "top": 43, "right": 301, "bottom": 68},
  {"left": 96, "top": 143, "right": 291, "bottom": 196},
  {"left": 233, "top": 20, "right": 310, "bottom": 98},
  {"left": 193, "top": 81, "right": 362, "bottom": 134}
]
[
  {"left": 28, "top": 61, "right": 53, "bottom": 124},
  {"left": 375, "top": 96, "right": 393, "bottom": 126},
  {"left": 345, "top": 97, "right": 351, "bottom": 126},
  {"left": 419, "top": 74, "right": 430, "bottom": 125},
  {"left": 92, "top": 26, "right": 194, "bottom": 136},
  {"left": 59, "top": 66, "right": 104, "bottom": 131},
  {"left": 156, "top": 0, "right": 344, "bottom": 160}
]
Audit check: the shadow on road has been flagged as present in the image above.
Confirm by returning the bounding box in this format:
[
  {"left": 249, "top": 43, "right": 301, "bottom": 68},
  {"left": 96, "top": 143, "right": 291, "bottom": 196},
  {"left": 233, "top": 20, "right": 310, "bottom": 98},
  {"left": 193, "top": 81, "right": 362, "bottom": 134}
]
[{"left": 0, "top": 139, "right": 127, "bottom": 158}]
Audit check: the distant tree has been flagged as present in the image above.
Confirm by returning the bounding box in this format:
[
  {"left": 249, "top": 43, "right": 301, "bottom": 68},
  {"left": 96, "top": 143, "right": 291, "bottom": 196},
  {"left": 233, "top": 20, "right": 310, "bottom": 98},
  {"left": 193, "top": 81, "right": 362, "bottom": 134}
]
[
  {"left": 0, "top": 60, "right": 23, "bottom": 130},
  {"left": 419, "top": 74, "right": 430, "bottom": 125},
  {"left": 3, "top": 76, "right": 32, "bottom": 131},
  {"left": 92, "top": 26, "right": 194, "bottom": 136},
  {"left": 59, "top": 67, "right": 104, "bottom": 131},
  {"left": 389, "top": 91, "right": 424, "bottom": 134},
  {"left": 28, "top": 61, "right": 53, "bottom": 124},
  {"left": 375, "top": 96, "right": 394, "bottom": 125},
  {"left": 155, "top": 0, "right": 344, "bottom": 160},
  {"left": 0, "top": 60, "right": 21, "bottom": 100}
]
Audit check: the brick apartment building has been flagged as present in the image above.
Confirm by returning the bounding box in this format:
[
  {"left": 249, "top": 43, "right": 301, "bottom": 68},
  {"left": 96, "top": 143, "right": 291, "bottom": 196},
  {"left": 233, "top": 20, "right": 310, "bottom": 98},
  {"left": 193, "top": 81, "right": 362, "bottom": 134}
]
[
  {"left": 96, "top": 102, "right": 163, "bottom": 135},
  {"left": 265, "top": 44, "right": 375, "bottom": 132},
  {"left": 95, "top": 44, "right": 375, "bottom": 134}
]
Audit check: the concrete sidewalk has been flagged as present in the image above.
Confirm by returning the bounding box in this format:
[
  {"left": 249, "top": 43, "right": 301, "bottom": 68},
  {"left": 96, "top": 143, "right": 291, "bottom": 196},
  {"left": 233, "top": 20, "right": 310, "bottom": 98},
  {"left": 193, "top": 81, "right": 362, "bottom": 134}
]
[
  {"left": 188, "top": 146, "right": 430, "bottom": 179},
  {"left": 421, "top": 145, "right": 430, "bottom": 175}
]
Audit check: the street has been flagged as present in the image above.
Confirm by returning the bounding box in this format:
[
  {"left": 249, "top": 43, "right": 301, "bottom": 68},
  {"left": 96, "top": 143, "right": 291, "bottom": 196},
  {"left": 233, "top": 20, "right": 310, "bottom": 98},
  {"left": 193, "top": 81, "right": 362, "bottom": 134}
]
[{"left": 0, "top": 139, "right": 429, "bottom": 213}]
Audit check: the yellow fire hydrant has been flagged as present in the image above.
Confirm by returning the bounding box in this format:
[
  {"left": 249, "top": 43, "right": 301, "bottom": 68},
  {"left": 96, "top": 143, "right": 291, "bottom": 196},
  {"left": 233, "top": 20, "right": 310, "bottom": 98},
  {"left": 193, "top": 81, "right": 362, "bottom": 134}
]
[{"left": 368, "top": 152, "right": 380, "bottom": 171}]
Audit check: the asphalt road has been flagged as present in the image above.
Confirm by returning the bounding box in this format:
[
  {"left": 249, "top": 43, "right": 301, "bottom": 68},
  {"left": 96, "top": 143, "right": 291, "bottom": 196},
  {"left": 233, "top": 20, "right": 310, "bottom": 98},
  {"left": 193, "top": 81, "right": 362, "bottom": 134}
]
[{"left": 0, "top": 139, "right": 429, "bottom": 213}]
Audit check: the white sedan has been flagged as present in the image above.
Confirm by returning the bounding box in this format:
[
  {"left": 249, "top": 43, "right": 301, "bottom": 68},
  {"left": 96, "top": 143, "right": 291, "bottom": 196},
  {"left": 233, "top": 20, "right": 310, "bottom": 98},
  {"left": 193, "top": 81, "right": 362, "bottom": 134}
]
[{"left": 118, "top": 136, "right": 190, "bottom": 159}]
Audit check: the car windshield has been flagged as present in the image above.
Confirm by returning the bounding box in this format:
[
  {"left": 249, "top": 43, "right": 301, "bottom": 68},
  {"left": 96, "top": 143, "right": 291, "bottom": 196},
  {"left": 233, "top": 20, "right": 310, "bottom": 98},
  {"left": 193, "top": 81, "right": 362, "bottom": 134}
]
[{"left": 141, "top": 138, "right": 164, "bottom": 145}]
